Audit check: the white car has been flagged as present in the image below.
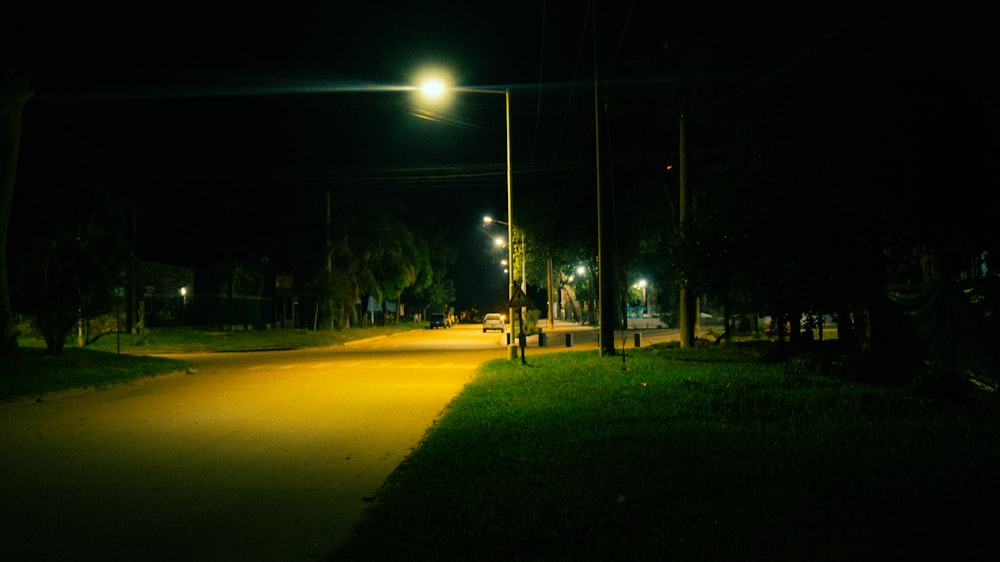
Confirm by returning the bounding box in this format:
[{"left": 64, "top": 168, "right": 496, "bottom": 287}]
[{"left": 482, "top": 313, "right": 506, "bottom": 333}]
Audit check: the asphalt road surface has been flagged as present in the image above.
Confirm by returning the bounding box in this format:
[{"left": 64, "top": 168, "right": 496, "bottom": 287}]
[{"left": 0, "top": 321, "right": 672, "bottom": 561}]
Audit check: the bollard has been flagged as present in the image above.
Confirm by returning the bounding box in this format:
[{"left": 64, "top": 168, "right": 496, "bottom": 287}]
[
  {"left": 565, "top": 333, "right": 574, "bottom": 347},
  {"left": 634, "top": 333, "right": 642, "bottom": 348},
  {"left": 539, "top": 332, "right": 547, "bottom": 347}
]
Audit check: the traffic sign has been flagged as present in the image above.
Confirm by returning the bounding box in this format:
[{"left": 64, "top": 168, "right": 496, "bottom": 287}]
[{"left": 508, "top": 285, "right": 532, "bottom": 308}]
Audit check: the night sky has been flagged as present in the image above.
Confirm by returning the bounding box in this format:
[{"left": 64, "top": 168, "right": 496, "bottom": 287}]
[{"left": 4, "top": 2, "right": 998, "bottom": 310}]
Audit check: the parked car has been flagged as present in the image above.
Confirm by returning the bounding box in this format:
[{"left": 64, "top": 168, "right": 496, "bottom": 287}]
[
  {"left": 430, "top": 313, "right": 448, "bottom": 329},
  {"left": 482, "top": 313, "right": 506, "bottom": 333}
]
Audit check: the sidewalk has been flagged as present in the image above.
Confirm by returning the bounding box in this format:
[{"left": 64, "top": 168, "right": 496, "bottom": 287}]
[{"left": 525, "top": 319, "right": 679, "bottom": 350}]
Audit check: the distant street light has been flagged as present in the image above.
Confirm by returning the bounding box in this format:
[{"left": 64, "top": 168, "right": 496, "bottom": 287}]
[
  {"left": 576, "top": 266, "right": 590, "bottom": 325},
  {"left": 638, "top": 279, "right": 648, "bottom": 318},
  {"left": 418, "top": 77, "right": 518, "bottom": 360},
  {"left": 484, "top": 216, "right": 525, "bottom": 293}
]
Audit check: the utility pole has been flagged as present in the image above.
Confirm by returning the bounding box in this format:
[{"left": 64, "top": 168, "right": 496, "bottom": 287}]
[
  {"left": 678, "top": 113, "right": 696, "bottom": 348},
  {"left": 326, "top": 190, "right": 332, "bottom": 275},
  {"left": 129, "top": 204, "right": 138, "bottom": 333},
  {"left": 546, "top": 254, "right": 554, "bottom": 330},
  {"left": 594, "top": 1, "right": 615, "bottom": 356}
]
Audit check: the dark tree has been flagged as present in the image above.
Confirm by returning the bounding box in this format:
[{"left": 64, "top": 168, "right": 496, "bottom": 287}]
[
  {"left": 12, "top": 122, "right": 130, "bottom": 354},
  {"left": 0, "top": 63, "right": 32, "bottom": 357}
]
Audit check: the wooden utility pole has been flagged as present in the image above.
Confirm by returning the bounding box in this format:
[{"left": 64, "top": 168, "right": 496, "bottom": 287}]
[
  {"left": 0, "top": 66, "right": 32, "bottom": 356},
  {"left": 546, "top": 254, "right": 554, "bottom": 330},
  {"left": 593, "top": 0, "right": 616, "bottom": 356},
  {"left": 678, "top": 113, "right": 696, "bottom": 348}
]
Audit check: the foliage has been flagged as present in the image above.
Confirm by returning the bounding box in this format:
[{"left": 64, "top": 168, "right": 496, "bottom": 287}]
[
  {"left": 307, "top": 265, "right": 355, "bottom": 330},
  {"left": 371, "top": 217, "right": 431, "bottom": 323},
  {"left": 231, "top": 264, "right": 265, "bottom": 298},
  {"left": 404, "top": 228, "right": 457, "bottom": 317},
  {"left": 11, "top": 149, "right": 129, "bottom": 354}
]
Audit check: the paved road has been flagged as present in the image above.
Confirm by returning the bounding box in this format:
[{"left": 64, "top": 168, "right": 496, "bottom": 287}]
[{"left": 0, "top": 321, "right": 675, "bottom": 561}]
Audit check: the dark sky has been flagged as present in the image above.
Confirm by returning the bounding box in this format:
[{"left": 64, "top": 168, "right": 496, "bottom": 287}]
[{"left": 5, "top": 2, "right": 999, "bottom": 309}]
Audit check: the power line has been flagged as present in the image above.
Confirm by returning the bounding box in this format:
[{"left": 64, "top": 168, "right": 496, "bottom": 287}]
[{"left": 703, "top": 2, "right": 872, "bottom": 111}]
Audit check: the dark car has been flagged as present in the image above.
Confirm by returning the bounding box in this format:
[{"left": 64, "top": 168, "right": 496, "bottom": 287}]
[{"left": 429, "top": 313, "right": 448, "bottom": 329}]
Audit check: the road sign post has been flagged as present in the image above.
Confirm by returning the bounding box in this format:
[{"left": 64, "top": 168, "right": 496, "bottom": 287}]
[{"left": 508, "top": 286, "right": 532, "bottom": 364}]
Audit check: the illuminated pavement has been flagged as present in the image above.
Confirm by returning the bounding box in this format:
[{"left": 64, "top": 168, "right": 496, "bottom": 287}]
[{"left": 0, "top": 321, "right": 676, "bottom": 561}]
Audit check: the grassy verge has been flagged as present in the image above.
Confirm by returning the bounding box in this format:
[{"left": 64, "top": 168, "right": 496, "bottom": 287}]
[
  {"left": 3, "top": 322, "right": 426, "bottom": 402},
  {"left": 0, "top": 347, "right": 194, "bottom": 402},
  {"left": 331, "top": 344, "right": 1000, "bottom": 561},
  {"left": 15, "top": 321, "right": 427, "bottom": 354}
]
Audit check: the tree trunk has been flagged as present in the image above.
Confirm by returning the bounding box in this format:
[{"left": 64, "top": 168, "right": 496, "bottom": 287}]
[{"left": 0, "top": 65, "right": 32, "bottom": 357}]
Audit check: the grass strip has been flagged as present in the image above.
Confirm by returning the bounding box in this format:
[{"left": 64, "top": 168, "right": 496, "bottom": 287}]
[
  {"left": 16, "top": 322, "right": 427, "bottom": 354},
  {"left": 0, "top": 347, "right": 193, "bottom": 402},
  {"left": 3, "top": 323, "right": 427, "bottom": 401},
  {"left": 332, "top": 345, "right": 1000, "bottom": 561}
]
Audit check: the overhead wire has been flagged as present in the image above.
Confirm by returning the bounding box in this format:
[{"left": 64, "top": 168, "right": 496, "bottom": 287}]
[
  {"left": 549, "top": 1, "right": 593, "bottom": 165},
  {"left": 702, "top": 2, "right": 872, "bottom": 111},
  {"left": 529, "top": 0, "right": 547, "bottom": 173}
]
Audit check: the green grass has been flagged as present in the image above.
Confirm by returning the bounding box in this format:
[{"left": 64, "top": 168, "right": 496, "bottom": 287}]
[
  {"left": 2, "top": 322, "right": 427, "bottom": 402},
  {"left": 331, "top": 344, "right": 1000, "bottom": 562},
  {"left": 0, "top": 347, "right": 194, "bottom": 402},
  {"left": 15, "top": 321, "right": 427, "bottom": 354}
]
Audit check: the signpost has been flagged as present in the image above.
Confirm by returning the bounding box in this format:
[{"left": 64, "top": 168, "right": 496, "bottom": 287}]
[{"left": 508, "top": 285, "right": 532, "bottom": 364}]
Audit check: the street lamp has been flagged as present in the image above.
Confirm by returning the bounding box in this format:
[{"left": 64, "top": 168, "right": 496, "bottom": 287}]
[
  {"left": 418, "top": 78, "right": 517, "bottom": 360},
  {"left": 576, "top": 265, "right": 589, "bottom": 324},
  {"left": 638, "top": 279, "right": 648, "bottom": 318}
]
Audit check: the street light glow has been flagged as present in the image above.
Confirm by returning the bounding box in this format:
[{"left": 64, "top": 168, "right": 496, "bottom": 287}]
[{"left": 420, "top": 79, "right": 446, "bottom": 98}]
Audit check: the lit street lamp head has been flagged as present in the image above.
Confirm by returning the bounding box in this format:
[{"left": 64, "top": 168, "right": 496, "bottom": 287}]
[{"left": 420, "top": 79, "right": 446, "bottom": 98}]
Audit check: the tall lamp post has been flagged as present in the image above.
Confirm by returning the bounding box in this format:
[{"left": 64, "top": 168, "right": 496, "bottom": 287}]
[{"left": 417, "top": 79, "right": 517, "bottom": 360}]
